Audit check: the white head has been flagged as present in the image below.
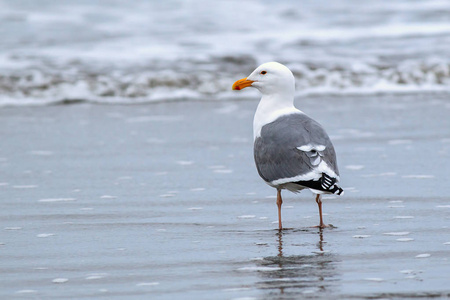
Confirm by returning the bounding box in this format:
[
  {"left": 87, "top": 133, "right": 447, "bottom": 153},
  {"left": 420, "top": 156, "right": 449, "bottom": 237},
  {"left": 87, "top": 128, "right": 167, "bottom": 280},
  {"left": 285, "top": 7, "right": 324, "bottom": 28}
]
[
  {"left": 233, "top": 62, "right": 300, "bottom": 139},
  {"left": 232, "top": 62, "right": 295, "bottom": 98}
]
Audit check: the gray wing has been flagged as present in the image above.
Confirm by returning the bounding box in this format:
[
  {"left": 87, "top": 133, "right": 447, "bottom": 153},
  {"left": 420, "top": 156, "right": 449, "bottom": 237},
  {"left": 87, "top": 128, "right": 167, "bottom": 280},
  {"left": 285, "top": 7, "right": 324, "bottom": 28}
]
[{"left": 254, "top": 113, "right": 339, "bottom": 184}]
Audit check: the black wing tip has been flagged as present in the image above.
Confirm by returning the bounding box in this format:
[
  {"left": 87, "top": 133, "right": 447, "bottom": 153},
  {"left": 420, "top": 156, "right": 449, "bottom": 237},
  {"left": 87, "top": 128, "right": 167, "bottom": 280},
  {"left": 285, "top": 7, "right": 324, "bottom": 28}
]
[
  {"left": 321, "top": 173, "right": 344, "bottom": 195},
  {"left": 292, "top": 173, "right": 344, "bottom": 195},
  {"left": 331, "top": 185, "right": 344, "bottom": 196}
]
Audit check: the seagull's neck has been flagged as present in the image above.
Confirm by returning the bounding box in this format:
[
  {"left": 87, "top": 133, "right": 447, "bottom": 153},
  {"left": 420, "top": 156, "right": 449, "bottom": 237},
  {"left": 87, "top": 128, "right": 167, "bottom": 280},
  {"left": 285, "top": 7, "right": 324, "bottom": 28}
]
[{"left": 253, "top": 93, "right": 302, "bottom": 140}]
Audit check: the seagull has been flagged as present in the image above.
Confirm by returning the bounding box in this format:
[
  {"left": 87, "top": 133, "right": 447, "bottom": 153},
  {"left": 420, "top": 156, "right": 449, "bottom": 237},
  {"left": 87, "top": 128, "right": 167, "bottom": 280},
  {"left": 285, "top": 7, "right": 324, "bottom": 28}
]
[{"left": 232, "top": 62, "right": 343, "bottom": 229}]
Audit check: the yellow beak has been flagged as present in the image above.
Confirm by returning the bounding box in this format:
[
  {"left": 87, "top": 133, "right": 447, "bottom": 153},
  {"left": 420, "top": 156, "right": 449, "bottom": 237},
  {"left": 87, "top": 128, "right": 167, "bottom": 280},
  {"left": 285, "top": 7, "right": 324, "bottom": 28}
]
[{"left": 232, "top": 77, "right": 255, "bottom": 90}]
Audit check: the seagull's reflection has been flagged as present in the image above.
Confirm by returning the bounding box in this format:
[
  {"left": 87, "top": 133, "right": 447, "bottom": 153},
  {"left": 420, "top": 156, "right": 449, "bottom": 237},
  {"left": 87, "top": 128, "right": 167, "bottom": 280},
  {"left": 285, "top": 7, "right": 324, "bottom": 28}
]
[{"left": 255, "top": 229, "right": 339, "bottom": 298}]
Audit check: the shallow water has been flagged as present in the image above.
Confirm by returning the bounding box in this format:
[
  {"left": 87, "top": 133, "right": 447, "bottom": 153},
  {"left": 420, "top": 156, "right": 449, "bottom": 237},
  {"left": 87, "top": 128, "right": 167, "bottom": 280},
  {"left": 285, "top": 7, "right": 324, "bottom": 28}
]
[{"left": 1, "top": 94, "right": 449, "bottom": 299}]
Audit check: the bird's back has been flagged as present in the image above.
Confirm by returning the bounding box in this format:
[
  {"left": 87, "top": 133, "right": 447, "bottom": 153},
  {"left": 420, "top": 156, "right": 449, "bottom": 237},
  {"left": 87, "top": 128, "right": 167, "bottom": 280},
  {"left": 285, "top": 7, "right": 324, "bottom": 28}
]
[{"left": 254, "top": 112, "right": 340, "bottom": 186}]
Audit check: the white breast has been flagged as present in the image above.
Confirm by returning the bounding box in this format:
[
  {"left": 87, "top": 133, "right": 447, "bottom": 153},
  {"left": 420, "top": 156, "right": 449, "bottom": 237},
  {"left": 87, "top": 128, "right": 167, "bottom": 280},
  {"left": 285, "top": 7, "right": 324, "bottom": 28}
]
[{"left": 253, "top": 95, "right": 302, "bottom": 140}]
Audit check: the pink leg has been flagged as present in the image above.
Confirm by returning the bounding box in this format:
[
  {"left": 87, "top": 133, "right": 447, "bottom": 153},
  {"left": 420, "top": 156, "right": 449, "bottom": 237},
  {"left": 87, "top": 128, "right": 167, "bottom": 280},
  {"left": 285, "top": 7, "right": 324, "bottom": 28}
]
[
  {"left": 315, "top": 194, "right": 327, "bottom": 228},
  {"left": 277, "top": 189, "right": 283, "bottom": 230}
]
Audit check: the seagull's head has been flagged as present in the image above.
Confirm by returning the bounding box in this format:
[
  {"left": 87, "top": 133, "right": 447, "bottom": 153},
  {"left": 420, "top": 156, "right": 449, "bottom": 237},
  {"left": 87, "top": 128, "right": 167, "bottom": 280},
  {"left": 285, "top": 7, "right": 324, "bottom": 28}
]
[{"left": 232, "top": 62, "right": 295, "bottom": 96}]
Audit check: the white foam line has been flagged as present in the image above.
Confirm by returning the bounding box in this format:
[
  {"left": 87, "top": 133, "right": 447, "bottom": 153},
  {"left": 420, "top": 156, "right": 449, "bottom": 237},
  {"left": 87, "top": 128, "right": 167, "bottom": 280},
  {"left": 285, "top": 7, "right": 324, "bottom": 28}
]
[
  {"left": 402, "top": 175, "right": 435, "bottom": 179},
  {"left": 364, "top": 278, "right": 384, "bottom": 282},
  {"left": 397, "top": 238, "right": 414, "bottom": 242},
  {"left": 136, "top": 282, "right": 159, "bottom": 286},
  {"left": 415, "top": 253, "right": 431, "bottom": 258},
  {"left": 4, "top": 227, "right": 22, "bottom": 231},
  {"left": 383, "top": 232, "right": 410, "bottom": 236},
  {"left": 188, "top": 207, "right": 203, "bottom": 211},
  {"left": 237, "top": 215, "right": 256, "bottom": 219},
  {"left": 85, "top": 275, "right": 105, "bottom": 280},
  {"left": 52, "top": 278, "right": 68, "bottom": 283},
  {"left": 100, "top": 195, "right": 117, "bottom": 199},
  {"left": 16, "top": 290, "right": 37, "bottom": 294},
  {"left": 13, "top": 185, "right": 38, "bottom": 189},
  {"left": 37, "top": 233, "right": 55, "bottom": 238},
  {"left": 38, "top": 198, "right": 76, "bottom": 202},
  {"left": 159, "top": 194, "right": 175, "bottom": 198},
  {"left": 353, "top": 235, "right": 371, "bottom": 238}
]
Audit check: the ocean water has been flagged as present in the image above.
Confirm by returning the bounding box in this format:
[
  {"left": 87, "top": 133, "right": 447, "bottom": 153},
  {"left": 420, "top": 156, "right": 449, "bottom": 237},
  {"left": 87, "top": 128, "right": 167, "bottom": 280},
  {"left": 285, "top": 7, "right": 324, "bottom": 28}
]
[
  {"left": 1, "top": 0, "right": 450, "bottom": 106},
  {"left": 1, "top": 97, "right": 449, "bottom": 298}
]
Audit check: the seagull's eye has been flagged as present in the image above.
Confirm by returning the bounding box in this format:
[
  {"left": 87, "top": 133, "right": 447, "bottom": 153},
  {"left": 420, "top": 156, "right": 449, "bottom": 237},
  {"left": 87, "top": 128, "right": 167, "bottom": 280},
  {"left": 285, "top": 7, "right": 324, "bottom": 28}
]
[{"left": 260, "top": 71, "right": 267, "bottom": 75}]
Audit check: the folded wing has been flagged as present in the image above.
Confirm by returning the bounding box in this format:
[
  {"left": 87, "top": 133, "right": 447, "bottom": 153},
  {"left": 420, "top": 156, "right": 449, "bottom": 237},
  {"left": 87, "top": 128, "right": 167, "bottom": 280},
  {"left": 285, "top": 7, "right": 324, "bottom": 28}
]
[{"left": 254, "top": 113, "right": 341, "bottom": 193}]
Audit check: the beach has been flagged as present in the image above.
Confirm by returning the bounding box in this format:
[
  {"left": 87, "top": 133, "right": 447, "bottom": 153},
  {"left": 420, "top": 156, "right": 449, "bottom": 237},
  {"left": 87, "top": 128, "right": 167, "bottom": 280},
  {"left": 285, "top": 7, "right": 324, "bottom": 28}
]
[
  {"left": 1, "top": 0, "right": 450, "bottom": 298},
  {"left": 1, "top": 94, "right": 449, "bottom": 299}
]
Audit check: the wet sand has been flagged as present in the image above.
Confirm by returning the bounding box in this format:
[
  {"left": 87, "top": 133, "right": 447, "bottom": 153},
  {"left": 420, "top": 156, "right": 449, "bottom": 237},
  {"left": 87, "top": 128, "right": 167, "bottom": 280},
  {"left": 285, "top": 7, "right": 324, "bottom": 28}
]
[{"left": 1, "top": 94, "right": 449, "bottom": 299}]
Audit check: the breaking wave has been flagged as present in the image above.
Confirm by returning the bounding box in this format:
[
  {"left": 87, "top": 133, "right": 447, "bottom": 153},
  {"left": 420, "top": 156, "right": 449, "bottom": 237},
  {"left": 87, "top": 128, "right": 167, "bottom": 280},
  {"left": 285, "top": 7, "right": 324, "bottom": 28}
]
[{"left": 1, "top": 57, "right": 449, "bottom": 106}]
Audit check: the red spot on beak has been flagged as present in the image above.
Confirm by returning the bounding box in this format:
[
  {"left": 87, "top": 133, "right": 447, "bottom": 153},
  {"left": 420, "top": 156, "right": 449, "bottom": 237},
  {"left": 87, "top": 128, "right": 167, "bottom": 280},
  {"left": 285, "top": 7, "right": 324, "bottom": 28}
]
[{"left": 232, "top": 78, "right": 255, "bottom": 90}]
